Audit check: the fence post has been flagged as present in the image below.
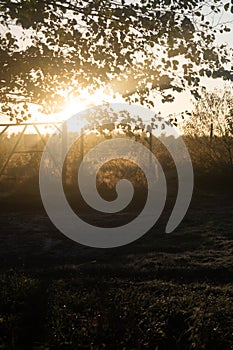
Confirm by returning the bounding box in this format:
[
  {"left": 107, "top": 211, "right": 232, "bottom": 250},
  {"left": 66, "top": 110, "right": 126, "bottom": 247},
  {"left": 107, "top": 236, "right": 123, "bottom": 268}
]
[
  {"left": 80, "top": 127, "right": 84, "bottom": 163},
  {"left": 62, "top": 122, "right": 68, "bottom": 184},
  {"left": 149, "top": 130, "right": 153, "bottom": 169}
]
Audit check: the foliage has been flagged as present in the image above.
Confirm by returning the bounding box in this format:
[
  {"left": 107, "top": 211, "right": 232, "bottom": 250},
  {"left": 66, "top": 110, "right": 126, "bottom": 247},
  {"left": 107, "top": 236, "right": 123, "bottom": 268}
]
[
  {"left": 0, "top": 0, "right": 232, "bottom": 120},
  {"left": 183, "top": 89, "right": 233, "bottom": 171}
]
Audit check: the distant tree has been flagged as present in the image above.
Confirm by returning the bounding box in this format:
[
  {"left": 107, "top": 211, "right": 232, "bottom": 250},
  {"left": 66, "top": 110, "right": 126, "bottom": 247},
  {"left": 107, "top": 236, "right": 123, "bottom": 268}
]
[
  {"left": 183, "top": 88, "right": 233, "bottom": 170},
  {"left": 0, "top": 0, "right": 232, "bottom": 121}
]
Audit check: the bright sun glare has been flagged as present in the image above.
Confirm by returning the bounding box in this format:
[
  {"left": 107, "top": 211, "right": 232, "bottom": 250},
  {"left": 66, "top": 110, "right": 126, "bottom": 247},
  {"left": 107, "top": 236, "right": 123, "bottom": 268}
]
[
  {"left": 25, "top": 88, "right": 124, "bottom": 134},
  {"left": 61, "top": 88, "right": 118, "bottom": 120}
]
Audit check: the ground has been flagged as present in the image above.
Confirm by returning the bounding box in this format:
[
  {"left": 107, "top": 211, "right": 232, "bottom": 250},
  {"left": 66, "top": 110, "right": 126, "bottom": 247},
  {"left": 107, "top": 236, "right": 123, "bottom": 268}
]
[{"left": 0, "top": 184, "right": 232, "bottom": 349}]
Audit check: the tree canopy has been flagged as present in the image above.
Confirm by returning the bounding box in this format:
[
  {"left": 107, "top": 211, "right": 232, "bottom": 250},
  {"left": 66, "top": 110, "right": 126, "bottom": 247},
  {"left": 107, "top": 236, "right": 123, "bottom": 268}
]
[{"left": 0, "top": 0, "right": 232, "bottom": 121}]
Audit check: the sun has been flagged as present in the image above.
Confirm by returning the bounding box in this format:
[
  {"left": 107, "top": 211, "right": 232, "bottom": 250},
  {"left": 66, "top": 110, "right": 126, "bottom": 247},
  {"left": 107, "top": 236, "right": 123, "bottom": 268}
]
[
  {"left": 57, "top": 88, "right": 126, "bottom": 120},
  {"left": 61, "top": 88, "right": 116, "bottom": 119},
  {"left": 24, "top": 88, "right": 124, "bottom": 134},
  {"left": 54, "top": 88, "right": 125, "bottom": 132}
]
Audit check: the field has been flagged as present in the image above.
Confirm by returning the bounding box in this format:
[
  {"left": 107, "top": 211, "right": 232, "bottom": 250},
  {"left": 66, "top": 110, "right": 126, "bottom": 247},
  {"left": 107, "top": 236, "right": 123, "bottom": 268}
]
[{"left": 0, "top": 176, "right": 232, "bottom": 349}]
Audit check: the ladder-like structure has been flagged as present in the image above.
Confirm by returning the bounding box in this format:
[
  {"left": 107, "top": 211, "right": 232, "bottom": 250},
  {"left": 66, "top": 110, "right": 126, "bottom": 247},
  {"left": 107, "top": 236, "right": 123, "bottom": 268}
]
[{"left": 0, "top": 121, "right": 64, "bottom": 181}]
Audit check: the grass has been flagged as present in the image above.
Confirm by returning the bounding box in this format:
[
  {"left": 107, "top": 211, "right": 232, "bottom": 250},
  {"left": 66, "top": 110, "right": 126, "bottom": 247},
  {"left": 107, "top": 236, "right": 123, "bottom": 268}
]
[
  {"left": 0, "top": 177, "right": 232, "bottom": 349},
  {"left": 0, "top": 270, "right": 232, "bottom": 349}
]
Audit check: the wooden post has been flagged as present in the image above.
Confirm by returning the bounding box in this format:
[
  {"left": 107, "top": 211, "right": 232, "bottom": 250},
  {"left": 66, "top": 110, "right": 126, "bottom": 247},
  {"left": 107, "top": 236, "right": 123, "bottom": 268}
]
[
  {"left": 210, "top": 122, "right": 213, "bottom": 143},
  {"left": 80, "top": 127, "right": 84, "bottom": 163},
  {"left": 62, "top": 122, "right": 68, "bottom": 184},
  {"left": 149, "top": 130, "right": 153, "bottom": 169}
]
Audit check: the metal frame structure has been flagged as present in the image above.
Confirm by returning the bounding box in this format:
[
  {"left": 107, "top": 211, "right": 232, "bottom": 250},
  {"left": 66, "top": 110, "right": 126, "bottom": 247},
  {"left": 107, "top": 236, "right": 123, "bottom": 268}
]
[
  {"left": 0, "top": 120, "right": 153, "bottom": 185},
  {"left": 0, "top": 121, "right": 64, "bottom": 181}
]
